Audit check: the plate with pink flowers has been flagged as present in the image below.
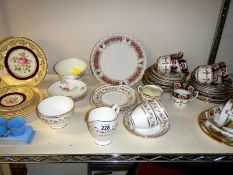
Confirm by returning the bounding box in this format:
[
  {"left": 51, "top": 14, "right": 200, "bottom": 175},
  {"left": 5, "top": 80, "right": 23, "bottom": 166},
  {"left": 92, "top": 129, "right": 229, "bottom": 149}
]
[{"left": 0, "top": 37, "right": 47, "bottom": 86}]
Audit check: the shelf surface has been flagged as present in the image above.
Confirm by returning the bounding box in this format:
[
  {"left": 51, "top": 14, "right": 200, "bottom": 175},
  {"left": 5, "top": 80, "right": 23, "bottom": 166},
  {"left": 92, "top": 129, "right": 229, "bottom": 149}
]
[{"left": 0, "top": 75, "right": 232, "bottom": 162}]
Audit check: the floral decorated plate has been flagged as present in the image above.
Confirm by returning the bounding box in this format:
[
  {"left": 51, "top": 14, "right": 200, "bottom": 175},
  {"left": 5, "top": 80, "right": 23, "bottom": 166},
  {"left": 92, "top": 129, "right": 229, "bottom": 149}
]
[
  {"left": 0, "top": 85, "right": 34, "bottom": 111},
  {"left": 198, "top": 106, "right": 233, "bottom": 146},
  {"left": 0, "top": 37, "right": 47, "bottom": 86},
  {"left": 0, "top": 85, "right": 43, "bottom": 118},
  {"left": 48, "top": 79, "right": 87, "bottom": 101},
  {"left": 90, "top": 34, "right": 146, "bottom": 86},
  {"left": 91, "top": 85, "right": 137, "bottom": 111}
]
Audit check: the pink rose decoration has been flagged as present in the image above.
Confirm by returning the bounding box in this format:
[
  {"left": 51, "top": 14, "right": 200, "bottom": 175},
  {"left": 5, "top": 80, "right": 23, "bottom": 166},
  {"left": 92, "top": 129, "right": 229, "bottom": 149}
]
[{"left": 17, "top": 53, "right": 29, "bottom": 66}]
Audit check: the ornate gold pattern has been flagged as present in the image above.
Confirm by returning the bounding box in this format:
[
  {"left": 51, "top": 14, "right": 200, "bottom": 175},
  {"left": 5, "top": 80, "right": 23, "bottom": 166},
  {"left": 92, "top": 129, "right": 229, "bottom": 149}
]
[{"left": 0, "top": 37, "right": 47, "bottom": 86}]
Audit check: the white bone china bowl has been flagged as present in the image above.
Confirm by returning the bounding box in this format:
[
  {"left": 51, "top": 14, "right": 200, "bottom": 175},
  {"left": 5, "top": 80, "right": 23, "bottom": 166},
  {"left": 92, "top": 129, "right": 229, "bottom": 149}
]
[
  {"left": 37, "top": 96, "right": 75, "bottom": 128},
  {"left": 54, "top": 58, "right": 87, "bottom": 80}
]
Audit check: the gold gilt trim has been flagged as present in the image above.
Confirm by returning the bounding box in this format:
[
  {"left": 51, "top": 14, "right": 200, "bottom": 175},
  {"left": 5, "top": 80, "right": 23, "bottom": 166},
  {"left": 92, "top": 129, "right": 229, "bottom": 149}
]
[{"left": 0, "top": 37, "right": 47, "bottom": 86}]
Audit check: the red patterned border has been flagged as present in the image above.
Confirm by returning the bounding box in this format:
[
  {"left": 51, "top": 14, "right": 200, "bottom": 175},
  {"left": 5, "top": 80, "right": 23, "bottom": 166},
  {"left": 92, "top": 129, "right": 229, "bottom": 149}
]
[{"left": 91, "top": 34, "right": 146, "bottom": 86}]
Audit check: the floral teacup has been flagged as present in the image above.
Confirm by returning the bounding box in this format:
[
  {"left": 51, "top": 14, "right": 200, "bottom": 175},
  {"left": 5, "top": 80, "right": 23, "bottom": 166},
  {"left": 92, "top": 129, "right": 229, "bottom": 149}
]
[
  {"left": 171, "top": 83, "right": 198, "bottom": 108},
  {"left": 157, "top": 51, "right": 188, "bottom": 75}
]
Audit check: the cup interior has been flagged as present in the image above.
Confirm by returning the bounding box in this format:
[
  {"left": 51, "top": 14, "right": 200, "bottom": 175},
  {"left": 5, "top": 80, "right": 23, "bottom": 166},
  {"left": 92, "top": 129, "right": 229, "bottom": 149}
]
[
  {"left": 174, "top": 89, "right": 190, "bottom": 95},
  {"left": 54, "top": 58, "right": 87, "bottom": 75},
  {"left": 141, "top": 86, "right": 163, "bottom": 97},
  {"left": 37, "top": 96, "right": 74, "bottom": 117},
  {"left": 88, "top": 107, "right": 117, "bottom": 122}
]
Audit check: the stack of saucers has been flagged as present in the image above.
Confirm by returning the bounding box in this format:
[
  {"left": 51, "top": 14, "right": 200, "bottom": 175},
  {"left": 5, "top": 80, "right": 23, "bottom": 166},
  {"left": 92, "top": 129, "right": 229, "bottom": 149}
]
[
  {"left": 0, "top": 85, "right": 43, "bottom": 118},
  {"left": 142, "top": 64, "right": 187, "bottom": 92},
  {"left": 188, "top": 66, "right": 233, "bottom": 104}
]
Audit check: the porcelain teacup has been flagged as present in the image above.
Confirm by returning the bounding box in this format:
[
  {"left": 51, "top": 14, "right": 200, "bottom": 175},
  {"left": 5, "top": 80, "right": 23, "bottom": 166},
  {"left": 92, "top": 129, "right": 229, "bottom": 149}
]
[
  {"left": 216, "top": 99, "right": 233, "bottom": 127},
  {"left": 88, "top": 105, "right": 120, "bottom": 145},
  {"left": 171, "top": 83, "right": 198, "bottom": 108},
  {"left": 124, "top": 100, "right": 169, "bottom": 129},
  {"left": 137, "top": 85, "right": 163, "bottom": 101},
  {"left": 194, "top": 64, "right": 222, "bottom": 85},
  {"left": 157, "top": 51, "right": 188, "bottom": 74}
]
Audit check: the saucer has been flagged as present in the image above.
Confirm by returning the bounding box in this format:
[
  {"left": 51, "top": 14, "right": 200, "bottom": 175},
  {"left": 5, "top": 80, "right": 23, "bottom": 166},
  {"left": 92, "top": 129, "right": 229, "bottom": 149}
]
[{"left": 198, "top": 106, "right": 233, "bottom": 146}]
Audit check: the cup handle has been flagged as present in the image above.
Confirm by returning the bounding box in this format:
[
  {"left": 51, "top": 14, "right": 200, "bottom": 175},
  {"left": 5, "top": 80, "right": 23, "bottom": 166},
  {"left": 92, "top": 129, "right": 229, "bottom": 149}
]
[
  {"left": 112, "top": 104, "right": 120, "bottom": 115},
  {"left": 190, "top": 91, "right": 199, "bottom": 101},
  {"left": 226, "top": 110, "right": 233, "bottom": 116},
  {"left": 137, "top": 85, "right": 142, "bottom": 93}
]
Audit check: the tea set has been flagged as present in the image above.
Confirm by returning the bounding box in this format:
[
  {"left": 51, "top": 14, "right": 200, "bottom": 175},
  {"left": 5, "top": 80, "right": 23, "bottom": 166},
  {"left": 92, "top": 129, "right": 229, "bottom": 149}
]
[{"left": 0, "top": 35, "right": 233, "bottom": 147}]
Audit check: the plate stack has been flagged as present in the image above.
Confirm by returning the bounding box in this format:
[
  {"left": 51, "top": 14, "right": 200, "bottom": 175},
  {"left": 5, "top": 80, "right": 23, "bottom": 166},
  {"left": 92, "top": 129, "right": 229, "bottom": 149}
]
[
  {"left": 0, "top": 85, "right": 43, "bottom": 118},
  {"left": 142, "top": 64, "right": 187, "bottom": 92},
  {"left": 188, "top": 71, "right": 233, "bottom": 104}
]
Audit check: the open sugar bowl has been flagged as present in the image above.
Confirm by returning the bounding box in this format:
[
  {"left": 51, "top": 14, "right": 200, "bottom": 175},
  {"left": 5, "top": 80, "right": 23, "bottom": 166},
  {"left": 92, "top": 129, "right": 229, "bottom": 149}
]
[
  {"left": 54, "top": 58, "right": 87, "bottom": 80},
  {"left": 171, "top": 82, "right": 198, "bottom": 108},
  {"left": 37, "top": 96, "right": 75, "bottom": 129},
  {"left": 48, "top": 79, "right": 87, "bottom": 101}
]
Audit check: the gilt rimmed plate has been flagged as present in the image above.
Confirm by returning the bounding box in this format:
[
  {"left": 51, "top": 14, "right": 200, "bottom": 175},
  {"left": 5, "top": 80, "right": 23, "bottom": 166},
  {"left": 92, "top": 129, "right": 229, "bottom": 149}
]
[
  {"left": 0, "top": 85, "right": 34, "bottom": 111},
  {"left": 91, "top": 85, "right": 137, "bottom": 111},
  {"left": 198, "top": 106, "right": 233, "bottom": 146},
  {"left": 0, "top": 86, "right": 44, "bottom": 118},
  {"left": 90, "top": 34, "right": 146, "bottom": 86},
  {"left": 0, "top": 37, "right": 47, "bottom": 86}
]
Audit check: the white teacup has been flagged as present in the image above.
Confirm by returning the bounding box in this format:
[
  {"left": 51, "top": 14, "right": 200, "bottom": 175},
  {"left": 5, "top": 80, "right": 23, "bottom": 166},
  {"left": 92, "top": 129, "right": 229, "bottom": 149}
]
[
  {"left": 124, "top": 100, "right": 169, "bottom": 129},
  {"left": 138, "top": 85, "right": 163, "bottom": 101},
  {"left": 171, "top": 83, "right": 198, "bottom": 108},
  {"left": 88, "top": 105, "right": 120, "bottom": 145},
  {"left": 216, "top": 99, "right": 233, "bottom": 127},
  {"left": 194, "top": 64, "right": 222, "bottom": 85},
  {"left": 88, "top": 105, "right": 120, "bottom": 122}
]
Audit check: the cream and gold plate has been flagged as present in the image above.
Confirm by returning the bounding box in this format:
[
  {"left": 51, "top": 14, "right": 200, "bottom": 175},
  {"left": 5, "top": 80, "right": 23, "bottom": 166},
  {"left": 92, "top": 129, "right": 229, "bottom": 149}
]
[
  {"left": 0, "top": 37, "right": 47, "bottom": 86},
  {"left": 0, "top": 85, "right": 43, "bottom": 118},
  {"left": 91, "top": 85, "right": 137, "bottom": 112}
]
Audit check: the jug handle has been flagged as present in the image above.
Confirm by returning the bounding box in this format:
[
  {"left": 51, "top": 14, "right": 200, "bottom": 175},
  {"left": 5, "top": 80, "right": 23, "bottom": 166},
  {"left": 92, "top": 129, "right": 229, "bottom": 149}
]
[
  {"left": 137, "top": 85, "right": 142, "bottom": 93},
  {"left": 112, "top": 104, "right": 120, "bottom": 115}
]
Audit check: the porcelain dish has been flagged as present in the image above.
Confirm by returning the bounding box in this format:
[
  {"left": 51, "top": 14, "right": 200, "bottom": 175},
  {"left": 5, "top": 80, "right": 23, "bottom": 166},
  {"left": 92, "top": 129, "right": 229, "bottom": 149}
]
[
  {"left": 90, "top": 34, "right": 146, "bottom": 86},
  {"left": 37, "top": 96, "right": 75, "bottom": 129},
  {"left": 0, "top": 37, "right": 47, "bottom": 86},
  {"left": 54, "top": 58, "right": 87, "bottom": 80},
  {"left": 142, "top": 61, "right": 188, "bottom": 92},
  {"left": 48, "top": 79, "right": 87, "bottom": 101},
  {"left": 91, "top": 85, "right": 137, "bottom": 112},
  {"left": 0, "top": 85, "right": 43, "bottom": 118},
  {"left": 124, "top": 108, "right": 170, "bottom": 138},
  {"left": 198, "top": 106, "right": 233, "bottom": 146}
]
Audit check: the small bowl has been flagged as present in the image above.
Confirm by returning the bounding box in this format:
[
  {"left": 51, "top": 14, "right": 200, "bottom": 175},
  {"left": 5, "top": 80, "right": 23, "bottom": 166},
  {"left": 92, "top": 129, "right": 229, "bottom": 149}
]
[
  {"left": 37, "top": 96, "right": 75, "bottom": 129},
  {"left": 48, "top": 79, "right": 87, "bottom": 101},
  {"left": 54, "top": 58, "right": 87, "bottom": 80}
]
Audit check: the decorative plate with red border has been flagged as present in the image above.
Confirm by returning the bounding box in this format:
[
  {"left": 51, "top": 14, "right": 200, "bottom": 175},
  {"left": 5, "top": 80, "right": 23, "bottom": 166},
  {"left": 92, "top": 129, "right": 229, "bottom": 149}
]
[
  {"left": 90, "top": 34, "right": 146, "bottom": 86},
  {"left": 0, "top": 37, "right": 47, "bottom": 86}
]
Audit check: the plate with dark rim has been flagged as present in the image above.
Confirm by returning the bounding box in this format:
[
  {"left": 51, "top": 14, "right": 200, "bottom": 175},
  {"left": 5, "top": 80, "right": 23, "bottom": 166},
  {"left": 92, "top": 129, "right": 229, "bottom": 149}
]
[{"left": 0, "top": 37, "right": 47, "bottom": 86}]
